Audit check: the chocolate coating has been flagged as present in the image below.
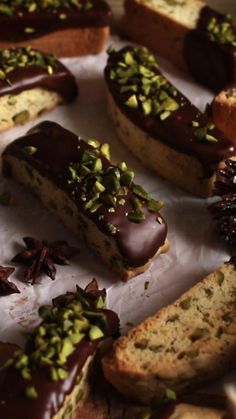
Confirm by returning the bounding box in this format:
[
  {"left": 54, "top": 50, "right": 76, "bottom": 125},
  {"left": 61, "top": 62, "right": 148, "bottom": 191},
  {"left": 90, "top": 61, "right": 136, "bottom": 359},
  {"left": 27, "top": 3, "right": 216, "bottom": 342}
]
[
  {"left": 0, "top": 0, "right": 111, "bottom": 41},
  {"left": 0, "top": 304, "right": 119, "bottom": 418},
  {"left": 0, "top": 52, "right": 78, "bottom": 101},
  {"left": 184, "top": 6, "right": 236, "bottom": 92},
  {"left": 3, "top": 121, "right": 167, "bottom": 268},
  {"left": 105, "top": 47, "right": 235, "bottom": 171}
]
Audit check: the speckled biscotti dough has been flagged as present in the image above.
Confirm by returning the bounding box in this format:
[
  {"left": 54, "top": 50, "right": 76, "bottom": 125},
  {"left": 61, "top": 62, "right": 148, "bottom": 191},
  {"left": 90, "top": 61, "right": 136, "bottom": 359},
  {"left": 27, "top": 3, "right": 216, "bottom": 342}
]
[
  {"left": 123, "top": 0, "right": 236, "bottom": 143},
  {"left": 153, "top": 403, "right": 226, "bottom": 419},
  {"left": 0, "top": 47, "right": 78, "bottom": 132},
  {"left": 0, "top": 0, "right": 112, "bottom": 57},
  {"left": 102, "top": 261, "right": 236, "bottom": 404},
  {"left": 105, "top": 46, "right": 235, "bottom": 197},
  {"left": 2, "top": 121, "right": 168, "bottom": 281},
  {"left": 0, "top": 280, "right": 119, "bottom": 419}
]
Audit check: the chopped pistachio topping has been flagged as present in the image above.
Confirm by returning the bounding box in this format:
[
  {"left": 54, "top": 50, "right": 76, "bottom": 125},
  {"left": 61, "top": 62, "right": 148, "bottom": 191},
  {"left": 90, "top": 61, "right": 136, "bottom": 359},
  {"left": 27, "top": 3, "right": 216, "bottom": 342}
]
[
  {"left": 206, "top": 15, "right": 236, "bottom": 47},
  {"left": 6, "top": 284, "right": 107, "bottom": 398},
  {"left": 165, "top": 388, "right": 177, "bottom": 401},
  {"left": 23, "top": 146, "right": 37, "bottom": 155},
  {"left": 67, "top": 139, "right": 164, "bottom": 228},
  {"left": 0, "top": 46, "right": 57, "bottom": 84},
  {"left": 108, "top": 46, "right": 182, "bottom": 121},
  {"left": 0, "top": 0, "right": 94, "bottom": 16},
  {"left": 192, "top": 121, "right": 218, "bottom": 143}
]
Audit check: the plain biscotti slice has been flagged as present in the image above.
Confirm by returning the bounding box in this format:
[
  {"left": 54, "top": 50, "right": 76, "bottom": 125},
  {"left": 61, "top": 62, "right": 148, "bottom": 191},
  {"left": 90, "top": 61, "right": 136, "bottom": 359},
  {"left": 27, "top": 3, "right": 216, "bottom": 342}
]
[
  {"left": 0, "top": 46, "right": 78, "bottom": 132},
  {"left": 0, "top": 0, "right": 112, "bottom": 57},
  {"left": 2, "top": 121, "right": 168, "bottom": 281},
  {"left": 103, "top": 261, "right": 236, "bottom": 404},
  {"left": 105, "top": 46, "right": 235, "bottom": 197}
]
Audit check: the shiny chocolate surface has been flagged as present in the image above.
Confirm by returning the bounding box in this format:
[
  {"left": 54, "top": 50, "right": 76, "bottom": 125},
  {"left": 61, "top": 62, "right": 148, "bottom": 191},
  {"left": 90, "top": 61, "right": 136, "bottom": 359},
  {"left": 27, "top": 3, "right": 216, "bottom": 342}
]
[
  {"left": 3, "top": 121, "right": 167, "bottom": 268},
  {"left": 0, "top": 48, "right": 78, "bottom": 101},
  {"left": 184, "top": 6, "right": 236, "bottom": 92},
  {"left": 105, "top": 47, "right": 235, "bottom": 171},
  {"left": 0, "top": 0, "right": 112, "bottom": 41}
]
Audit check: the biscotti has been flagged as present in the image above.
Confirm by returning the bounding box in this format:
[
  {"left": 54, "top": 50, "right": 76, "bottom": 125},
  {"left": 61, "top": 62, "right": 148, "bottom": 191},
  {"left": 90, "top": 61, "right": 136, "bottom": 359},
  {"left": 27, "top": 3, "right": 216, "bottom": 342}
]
[
  {"left": 0, "top": 280, "right": 119, "bottom": 419},
  {"left": 123, "top": 0, "right": 236, "bottom": 144},
  {"left": 2, "top": 121, "right": 168, "bottom": 281},
  {"left": 102, "top": 261, "right": 236, "bottom": 404},
  {"left": 0, "top": 0, "right": 112, "bottom": 57},
  {"left": 0, "top": 46, "right": 78, "bottom": 132},
  {"left": 105, "top": 46, "right": 235, "bottom": 197},
  {"left": 123, "top": 0, "right": 236, "bottom": 93}
]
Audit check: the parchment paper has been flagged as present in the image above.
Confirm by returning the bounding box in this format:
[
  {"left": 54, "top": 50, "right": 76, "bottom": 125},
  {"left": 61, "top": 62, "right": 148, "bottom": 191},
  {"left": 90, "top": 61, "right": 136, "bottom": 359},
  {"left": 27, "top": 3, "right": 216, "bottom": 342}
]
[{"left": 0, "top": 1, "right": 234, "bottom": 358}]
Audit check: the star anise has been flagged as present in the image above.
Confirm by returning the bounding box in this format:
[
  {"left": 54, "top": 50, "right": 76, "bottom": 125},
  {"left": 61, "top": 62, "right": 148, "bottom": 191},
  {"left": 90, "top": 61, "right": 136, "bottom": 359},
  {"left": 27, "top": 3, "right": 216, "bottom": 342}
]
[
  {"left": 210, "top": 159, "right": 236, "bottom": 250},
  {"left": 0, "top": 266, "right": 19, "bottom": 296},
  {"left": 12, "top": 237, "right": 79, "bottom": 284}
]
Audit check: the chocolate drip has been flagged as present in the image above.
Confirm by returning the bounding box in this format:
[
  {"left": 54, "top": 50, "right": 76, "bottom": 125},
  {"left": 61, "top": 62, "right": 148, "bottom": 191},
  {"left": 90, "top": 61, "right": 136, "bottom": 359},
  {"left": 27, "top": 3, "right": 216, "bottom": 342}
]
[
  {"left": 105, "top": 47, "right": 235, "bottom": 171},
  {"left": 184, "top": 6, "right": 236, "bottom": 92},
  {"left": 0, "top": 0, "right": 111, "bottom": 42},
  {"left": 0, "top": 57, "right": 78, "bottom": 102},
  {"left": 3, "top": 121, "right": 167, "bottom": 268},
  {"left": 0, "top": 309, "right": 118, "bottom": 419}
]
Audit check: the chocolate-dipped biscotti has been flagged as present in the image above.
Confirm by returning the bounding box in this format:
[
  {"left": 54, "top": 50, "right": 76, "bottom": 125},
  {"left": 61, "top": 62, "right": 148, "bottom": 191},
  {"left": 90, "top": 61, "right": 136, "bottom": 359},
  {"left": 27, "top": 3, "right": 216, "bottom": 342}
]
[
  {"left": 0, "top": 47, "right": 78, "bottom": 132},
  {"left": 0, "top": 280, "right": 119, "bottom": 419},
  {"left": 103, "top": 260, "right": 236, "bottom": 405},
  {"left": 0, "top": 0, "right": 112, "bottom": 57},
  {"left": 2, "top": 121, "right": 168, "bottom": 280},
  {"left": 123, "top": 0, "right": 236, "bottom": 144},
  {"left": 105, "top": 46, "right": 235, "bottom": 197}
]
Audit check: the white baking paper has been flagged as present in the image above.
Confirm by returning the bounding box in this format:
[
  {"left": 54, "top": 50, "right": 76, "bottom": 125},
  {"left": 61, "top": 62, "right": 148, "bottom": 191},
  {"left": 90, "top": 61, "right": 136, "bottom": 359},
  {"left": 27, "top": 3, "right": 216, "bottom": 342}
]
[{"left": 0, "top": 1, "right": 234, "bottom": 359}]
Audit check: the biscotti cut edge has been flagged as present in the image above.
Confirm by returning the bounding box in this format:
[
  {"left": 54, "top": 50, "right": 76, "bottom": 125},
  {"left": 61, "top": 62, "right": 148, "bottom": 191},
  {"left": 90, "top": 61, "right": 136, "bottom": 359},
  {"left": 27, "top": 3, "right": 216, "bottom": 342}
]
[
  {"left": 102, "top": 261, "right": 236, "bottom": 404},
  {"left": 0, "top": 87, "right": 63, "bottom": 132},
  {"left": 0, "top": 27, "right": 110, "bottom": 58},
  {"left": 123, "top": 0, "right": 205, "bottom": 72}
]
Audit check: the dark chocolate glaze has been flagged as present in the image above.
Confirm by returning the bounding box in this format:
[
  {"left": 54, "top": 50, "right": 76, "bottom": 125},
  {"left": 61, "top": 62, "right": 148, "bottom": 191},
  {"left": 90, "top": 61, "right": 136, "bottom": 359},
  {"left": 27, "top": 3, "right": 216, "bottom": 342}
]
[
  {"left": 105, "top": 47, "right": 235, "bottom": 171},
  {"left": 3, "top": 121, "right": 167, "bottom": 268},
  {"left": 0, "top": 0, "right": 111, "bottom": 41},
  {"left": 184, "top": 6, "right": 236, "bottom": 92},
  {"left": 0, "top": 56, "right": 78, "bottom": 101},
  {"left": 0, "top": 309, "right": 119, "bottom": 419}
]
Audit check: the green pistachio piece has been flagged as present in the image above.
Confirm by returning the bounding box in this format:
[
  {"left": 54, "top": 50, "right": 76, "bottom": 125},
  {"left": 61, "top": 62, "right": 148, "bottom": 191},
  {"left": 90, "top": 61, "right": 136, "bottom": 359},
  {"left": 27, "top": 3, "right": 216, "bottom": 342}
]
[
  {"left": 73, "top": 317, "right": 90, "bottom": 332},
  {"left": 57, "top": 368, "right": 68, "bottom": 380},
  {"left": 100, "top": 143, "right": 110, "bottom": 160},
  {"left": 87, "top": 139, "right": 100, "bottom": 148},
  {"left": 165, "top": 388, "right": 176, "bottom": 400},
  {"left": 25, "top": 386, "right": 38, "bottom": 399},
  {"left": 128, "top": 209, "right": 146, "bottom": 223},
  {"left": 160, "top": 110, "right": 171, "bottom": 120},
  {"left": 216, "top": 271, "right": 224, "bottom": 286},
  {"left": 180, "top": 297, "right": 191, "bottom": 310},
  {"left": 96, "top": 296, "right": 105, "bottom": 309},
  {"left": 125, "top": 94, "right": 138, "bottom": 109},
  {"left": 142, "top": 100, "right": 152, "bottom": 115},
  {"left": 118, "top": 161, "right": 128, "bottom": 172},
  {"left": 93, "top": 180, "right": 105, "bottom": 193},
  {"left": 120, "top": 170, "right": 134, "bottom": 187},
  {"left": 60, "top": 338, "right": 75, "bottom": 360},
  {"left": 205, "top": 134, "right": 218, "bottom": 143},
  {"left": 162, "top": 97, "right": 179, "bottom": 111},
  {"left": 13, "top": 110, "right": 30, "bottom": 125},
  {"left": 192, "top": 120, "right": 199, "bottom": 127},
  {"left": 190, "top": 328, "right": 209, "bottom": 341},
  {"left": 120, "top": 85, "right": 138, "bottom": 94},
  {"left": 69, "top": 332, "right": 85, "bottom": 345},
  {"left": 148, "top": 199, "right": 164, "bottom": 212},
  {"left": 23, "top": 145, "right": 37, "bottom": 155},
  {"left": 132, "top": 184, "right": 150, "bottom": 201},
  {"left": 132, "top": 197, "right": 142, "bottom": 210},
  {"left": 89, "top": 325, "right": 104, "bottom": 340},
  {"left": 124, "top": 51, "right": 136, "bottom": 65}
]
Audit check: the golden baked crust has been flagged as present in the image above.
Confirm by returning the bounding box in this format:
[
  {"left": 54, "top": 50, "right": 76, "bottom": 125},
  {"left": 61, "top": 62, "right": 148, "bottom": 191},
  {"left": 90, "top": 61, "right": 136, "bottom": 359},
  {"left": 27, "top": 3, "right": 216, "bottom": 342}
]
[
  {"left": 103, "top": 262, "right": 236, "bottom": 404},
  {"left": 0, "top": 27, "right": 110, "bottom": 57},
  {"left": 212, "top": 90, "right": 236, "bottom": 145}
]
